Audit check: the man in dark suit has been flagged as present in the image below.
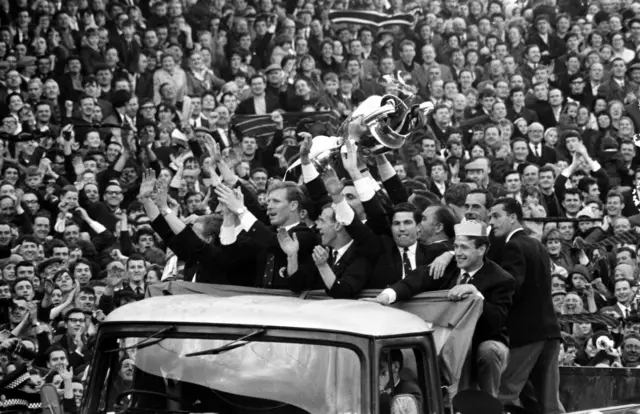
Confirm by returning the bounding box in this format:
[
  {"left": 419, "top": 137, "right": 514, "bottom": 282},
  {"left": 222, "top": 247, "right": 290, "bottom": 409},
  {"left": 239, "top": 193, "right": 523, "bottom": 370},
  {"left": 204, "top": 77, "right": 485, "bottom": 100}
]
[
  {"left": 488, "top": 198, "right": 564, "bottom": 414},
  {"left": 217, "top": 181, "right": 322, "bottom": 292},
  {"left": 115, "top": 20, "right": 141, "bottom": 75},
  {"left": 310, "top": 191, "right": 371, "bottom": 298},
  {"left": 235, "top": 75, "right": 281, "bottom": 115},
  {"left": 526, "top": 122, "right": 557, "bottom": 166},
  {"left": 371, "top": 221, "right": 514, "bottom": 397}
]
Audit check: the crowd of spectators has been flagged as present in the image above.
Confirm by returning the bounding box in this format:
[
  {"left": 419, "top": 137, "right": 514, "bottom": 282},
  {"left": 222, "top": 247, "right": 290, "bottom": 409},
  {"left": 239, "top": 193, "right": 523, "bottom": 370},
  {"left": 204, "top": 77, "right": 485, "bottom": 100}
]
[{"left": 2, "top": 0, "right": 640, "bottom": 411}]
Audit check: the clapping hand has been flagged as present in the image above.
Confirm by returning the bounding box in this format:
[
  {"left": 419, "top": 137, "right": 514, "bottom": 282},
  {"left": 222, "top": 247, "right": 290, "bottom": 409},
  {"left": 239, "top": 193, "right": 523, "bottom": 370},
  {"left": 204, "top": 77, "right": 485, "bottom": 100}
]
[
  {"left": 214, "top": 184, "right": 245, "bottom": 213},
  {"left": 277, "top": 228, "right": 299, "bottom": 257},
  {"left": 312, "top": 246, "right": 330, "bottom": 267}
]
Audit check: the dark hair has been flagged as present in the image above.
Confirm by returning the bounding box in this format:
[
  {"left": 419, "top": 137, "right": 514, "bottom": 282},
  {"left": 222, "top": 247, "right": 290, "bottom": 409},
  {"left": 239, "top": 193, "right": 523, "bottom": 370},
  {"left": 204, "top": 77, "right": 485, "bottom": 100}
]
[
  {"left": 444, "top": 183, "right": 470, "bottom": 207},
  {"left": 44, "top": 345, "right": 69, "bottom": 363},
  {"left": 563, "top": 188, "right": 583, "bottom": 201},
  {"left": 12, "top": 277, "right": 33, "bottom": 294},
  {"left": 492, "top": 197, "right": 524, "bottom": 221},
  {"left": 433, "top": 206, "right": 458, "bottom": 239},
  {"left": 64, "top": 307, "right": 85, "bottom": 321},
  {"left": 15, "top": 261, "right": 35, "bottom": 274},
  {"left": 127, "top": 253, "right": 146, "bottom": 268},
  {"left": 577, "top": 177, "right": 598, "bottom": 194},
  {"left": 391, "top": 202, "right": 421, "bottom": 225},
  {"left": 468, "top": 188, "right": 494, "bottom": 209},
  {"left": 69, "top": 258, "right": 93, "bottom": 277}
]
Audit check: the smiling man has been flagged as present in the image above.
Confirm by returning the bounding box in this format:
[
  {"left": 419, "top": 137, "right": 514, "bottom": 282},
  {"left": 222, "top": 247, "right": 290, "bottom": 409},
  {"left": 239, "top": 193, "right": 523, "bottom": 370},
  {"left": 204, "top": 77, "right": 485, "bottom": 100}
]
[{"left": 369, "top": 221, "right": 514, "bottom": 397}]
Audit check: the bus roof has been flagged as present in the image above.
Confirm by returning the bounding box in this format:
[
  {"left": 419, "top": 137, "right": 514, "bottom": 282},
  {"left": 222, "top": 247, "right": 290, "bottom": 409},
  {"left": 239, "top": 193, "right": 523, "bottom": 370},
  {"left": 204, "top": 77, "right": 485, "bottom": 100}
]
[{"left": 105, "top": 294, "right": 432, "bottom": 337}]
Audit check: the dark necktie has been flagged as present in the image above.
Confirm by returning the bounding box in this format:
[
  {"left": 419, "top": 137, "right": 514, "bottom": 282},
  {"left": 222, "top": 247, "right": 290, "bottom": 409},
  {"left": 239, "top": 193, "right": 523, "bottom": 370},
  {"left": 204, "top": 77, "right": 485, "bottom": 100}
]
[
  {"left": 402, "top": 247, "right": 412, "bottom": 278},
  {"left": 135, "top": 286, "right": 142, "bottom": 296},
  {"left": 460, "top": 272, "right": 471, "bottom": 285},
  {"left": 261, "top": 253, "right": 276, "bottom": 287},
  {"left": 534, "top": 145, "right": 540, "bottom": 158}
]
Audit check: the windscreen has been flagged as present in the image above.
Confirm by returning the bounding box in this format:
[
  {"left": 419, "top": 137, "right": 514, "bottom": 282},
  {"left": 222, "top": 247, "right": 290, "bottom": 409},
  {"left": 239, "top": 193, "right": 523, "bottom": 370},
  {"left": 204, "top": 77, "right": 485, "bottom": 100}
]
[{"left": 100, "top": 335, "right": 362, "bottom": 414}]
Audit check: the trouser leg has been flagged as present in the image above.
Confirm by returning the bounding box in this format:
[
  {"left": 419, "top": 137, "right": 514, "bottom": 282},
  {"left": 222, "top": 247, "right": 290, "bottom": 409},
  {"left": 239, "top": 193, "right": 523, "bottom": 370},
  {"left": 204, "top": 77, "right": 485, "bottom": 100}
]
[
  {"left": 529, "top": 339, "right": 565, "bottom": 414},
  {"left": 499, "top": 342, "right": 544, "bottom": 407},
  {"left": 475, "top": 340, "right": 509, "bottom": 398}
]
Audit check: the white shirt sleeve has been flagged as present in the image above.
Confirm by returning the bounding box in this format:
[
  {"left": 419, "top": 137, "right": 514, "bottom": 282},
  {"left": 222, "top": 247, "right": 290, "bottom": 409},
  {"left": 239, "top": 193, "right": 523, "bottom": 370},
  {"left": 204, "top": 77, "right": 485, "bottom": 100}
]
[
  {"left": 87, "top": 220, "right": 106, "bottom": 234},
  {"left": 590, "top": 160, "right": 602, "bottom": 172},
  {"left": 220, "top": 225, "right": 242, "bottom": 245},
  {"left": 377, "top": 161, "right": 396, "bottom": 182},
  {"left": 301, "top": 163, "right": 319, "bottom": 184},
  {"left": 354, "top": 177, "right": 376, "bottom": 202},
  {"left": 333, "top": 198, "right": 355, "bottom": 226},
  {"left": 381, "top": 288, "right": 397, "bottom": 304}
]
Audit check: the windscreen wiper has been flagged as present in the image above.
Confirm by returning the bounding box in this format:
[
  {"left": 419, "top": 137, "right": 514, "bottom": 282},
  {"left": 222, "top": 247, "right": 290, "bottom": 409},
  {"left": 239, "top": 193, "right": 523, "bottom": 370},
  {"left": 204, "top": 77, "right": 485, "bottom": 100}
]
[
  {"left": 105, "top": 326, "right": 176, "bottom": 353},
  {"left": 184, "top": 328, "right": 266, "bottom": 357}
]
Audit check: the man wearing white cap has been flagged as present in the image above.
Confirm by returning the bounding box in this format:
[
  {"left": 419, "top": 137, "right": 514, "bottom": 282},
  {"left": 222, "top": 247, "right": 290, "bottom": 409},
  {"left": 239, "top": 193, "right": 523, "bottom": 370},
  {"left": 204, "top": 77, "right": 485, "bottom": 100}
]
[{"left": 368, "top": 221, "right": 515, "bottom": 398}]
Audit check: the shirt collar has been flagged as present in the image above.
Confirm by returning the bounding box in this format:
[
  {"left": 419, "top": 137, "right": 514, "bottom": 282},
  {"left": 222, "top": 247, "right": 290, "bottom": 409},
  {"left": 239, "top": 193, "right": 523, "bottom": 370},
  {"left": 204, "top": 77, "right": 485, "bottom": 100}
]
[
  {"left": 334, "top": 239, "right": 354, "bottom": 262},
  {"left": 398, "top": 242, "right": 418, "bottom": 255},
  {"left": 284, "top": 222, "right": 300, "bottom": 231},
  {"left": 460, "top": 263, "right": 483, "bottom": 279},
  {"left": 505, "top": 228, "right": 523, "bottom": 243}
]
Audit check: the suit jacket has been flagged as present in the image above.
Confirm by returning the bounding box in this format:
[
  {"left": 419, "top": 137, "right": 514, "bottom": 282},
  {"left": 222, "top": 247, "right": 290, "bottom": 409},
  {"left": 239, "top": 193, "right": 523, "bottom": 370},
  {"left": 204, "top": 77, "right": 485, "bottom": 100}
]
[
  {"left": 599, "top": 79, "right": 633, "bottom": 103},
  {"left": 235, "top": 93, "right": 282, "bottom": 115},
  {"left": 116, "top": 37, "right": 141, "bottom": 75},
  {"left": 150, "top": 215, "right": 236, "bottom": 285},
  {"left": 526, "top": 145, "right": 558, "bottom": 166},
  {"left": 345, "top": 214, "right": 432, "bottom": 289},
  {"left": 223, "top": 221, "right": 323, "bottom": 292},
  {"left": 625, "top": 102, "right": 640, "bottom": 133},
  {"left": 325, "top": 241, "right": 371, "bottom": 298},
  {"left": 392, "top": 258, "right": 514, "bottom": 346},
  {"left": 488, "top": 230, "right": 561, "bottom": 347}
]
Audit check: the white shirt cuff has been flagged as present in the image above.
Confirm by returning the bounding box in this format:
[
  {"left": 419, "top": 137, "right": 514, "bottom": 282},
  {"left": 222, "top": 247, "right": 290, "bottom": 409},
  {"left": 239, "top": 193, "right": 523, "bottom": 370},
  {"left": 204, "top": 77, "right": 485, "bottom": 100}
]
[
  {"left": 377, "top": 161, "right": 396, "bottom": 182},
  {"left": 382, "top": 288, "right": 397, "bottom": 304},
  {"left": 591, "top": 161, "right": 601, "bottom": 172},
  {"left": 561, "top": 168, "right": 572, "bottom": 178},
  {"left": 88, "top": 221, "right": 106, "bottom": 234},
  {"left": 354, "top": 177, "right": 375, "bottom": 202},
  {"left": 301, "top": 163, "right": 319, "bottom": 183},
  {"left": 333, "top": 199, "right": 355, "bottom": 226},
  {"left": 239, "top": 211, "right": 258, "bottom": 231},
  {"left": 54, "top": 217, "right": 66, "bottom": 233}
]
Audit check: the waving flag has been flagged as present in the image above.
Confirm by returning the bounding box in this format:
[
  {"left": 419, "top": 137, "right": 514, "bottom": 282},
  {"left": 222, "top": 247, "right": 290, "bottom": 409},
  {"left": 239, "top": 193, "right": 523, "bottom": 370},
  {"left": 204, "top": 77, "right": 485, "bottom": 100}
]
[
  {"left": 232, "top": 111, "right": 341, "bottom": 141},
  {"left": 328, "top": 10, "right": 415, "bottom": 27}
]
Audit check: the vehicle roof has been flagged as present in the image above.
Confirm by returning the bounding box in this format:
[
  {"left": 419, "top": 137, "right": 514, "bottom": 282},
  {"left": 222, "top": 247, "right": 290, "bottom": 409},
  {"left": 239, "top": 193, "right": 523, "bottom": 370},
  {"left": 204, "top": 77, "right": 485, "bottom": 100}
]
[{"left": 105, "top": 294, "right": 432, "bottom": 337}]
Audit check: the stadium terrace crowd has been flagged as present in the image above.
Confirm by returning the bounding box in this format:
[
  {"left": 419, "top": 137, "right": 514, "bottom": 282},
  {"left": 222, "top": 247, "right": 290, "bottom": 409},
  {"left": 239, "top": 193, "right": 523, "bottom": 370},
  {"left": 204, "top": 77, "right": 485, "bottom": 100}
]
[{"left": 2, "top": 0, "right": 640, "bottom": 411}]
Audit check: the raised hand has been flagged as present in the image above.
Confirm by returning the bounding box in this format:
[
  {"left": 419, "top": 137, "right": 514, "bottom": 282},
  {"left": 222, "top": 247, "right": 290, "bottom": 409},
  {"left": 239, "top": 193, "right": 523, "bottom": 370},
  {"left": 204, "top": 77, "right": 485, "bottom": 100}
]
[
  {"left": 299, "top": 133, "right": 313, "bottom": 164},
  {"left": 277, "top": 228, "right": 299, "bottom": 257},
  {"left": 154, "top": 179, "right": 169, "bottom": 211},
  {"left": 271, "top": 111, "right": 284, "bottom": 129},
  {"left": 341, "top": 139, "right": 359, "bottom": 176},
  {"left": 139, "top": 168, "right": 156, "bottom": 199}
]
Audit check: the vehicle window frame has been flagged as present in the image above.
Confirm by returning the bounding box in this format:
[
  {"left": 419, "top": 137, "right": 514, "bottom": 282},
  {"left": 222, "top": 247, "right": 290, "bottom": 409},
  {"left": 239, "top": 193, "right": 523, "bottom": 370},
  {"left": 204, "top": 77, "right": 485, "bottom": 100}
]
[
  {"left": 88, "top": 324, "right": 371, "bottom": 414},
  {"left": 374, "top": 335, "right": 442, "bottom": 414}
]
